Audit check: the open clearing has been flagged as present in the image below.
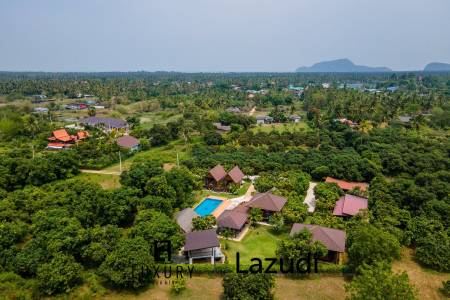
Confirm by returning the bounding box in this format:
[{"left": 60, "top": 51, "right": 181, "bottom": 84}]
[
  {"left": 221, "top": 225, "right": 288, "bottom": 266},
  {"left": 100, "top": 275, "right": 347, "bottom": 300},
  {"left": 76, "top": 173, "right": 121, "bottom": 189},
  {"left": 93, "top": 247, "right": 449, "bottom": 300},
  {"left": 392, "top": 248, "right": 449, "bottom": 300}
]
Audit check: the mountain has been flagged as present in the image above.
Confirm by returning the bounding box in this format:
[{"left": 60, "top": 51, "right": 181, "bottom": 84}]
[
  {"left": 423, "top": 62, "right": 450, "bottom": 72},
  {"left": 296, "top": 58, "right": 392, "bottom": 73}
]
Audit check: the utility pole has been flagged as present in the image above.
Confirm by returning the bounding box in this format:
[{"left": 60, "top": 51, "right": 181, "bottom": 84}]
[
  {"left": 32, "top": 144, "right": 35, "bottom": 159},
  {"left": 119, "top": 151, "right": 122, "bottom": 172},
  {"left": 176, "top": 153, "right": 180, "bottom": 167}
]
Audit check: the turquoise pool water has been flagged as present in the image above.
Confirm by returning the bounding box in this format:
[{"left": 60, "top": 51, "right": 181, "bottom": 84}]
[{"left": 194, "top": 198, "right": 223, "bottom": 216}]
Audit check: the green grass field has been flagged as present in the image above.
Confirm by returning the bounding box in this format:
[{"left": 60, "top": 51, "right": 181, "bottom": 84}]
[
  {"left": 103, "top": 137, "right": 201, "bottom": 173},
  {"left": 137, "top": 110, "right": 183, "bottom": 129},
  {"left": 76, "top": 173, "right": 121, "bottom": 189},
  {"left": 222, "top": 225, "right": 289, "bottom": 266},
  {"left": 194, "top": 180, "right": 251, "bottom": 202}
]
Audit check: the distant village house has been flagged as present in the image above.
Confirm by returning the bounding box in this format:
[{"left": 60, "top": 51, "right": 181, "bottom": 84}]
[
  {"left": 47, "top": 129, "right": 88, "bottom": 150},
  {"left": 256, "top": 116, "right": 274, "bottom": 125},
  {"left": 81, "top": 117, "right": 129, "bottom": 132},
  {"left": 116, "top": 135, "right": 140, "bottom": 151}
]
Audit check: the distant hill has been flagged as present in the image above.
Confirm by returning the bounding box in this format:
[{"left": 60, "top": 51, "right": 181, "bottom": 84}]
[
  {"left": 423, "top": 62, "right": 450, "bottom": 72},
  {"left": 296, "top": 59, "right": 392, "bottom": 73}
]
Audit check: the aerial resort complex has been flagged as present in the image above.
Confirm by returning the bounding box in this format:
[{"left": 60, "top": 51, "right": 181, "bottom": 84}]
[{"left": 1, "top": 0, "right": 449, "bottom": 299}]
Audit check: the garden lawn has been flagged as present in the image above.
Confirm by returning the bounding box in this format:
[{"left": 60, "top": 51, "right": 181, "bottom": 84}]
[
  {"left": 194, "top": 181, "right": 251, "bottom": 201},
  {"left": 222, "top": 225, "right": 288, "bottom": 266}
]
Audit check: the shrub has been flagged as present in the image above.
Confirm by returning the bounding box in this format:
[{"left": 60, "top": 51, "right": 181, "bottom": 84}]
[
  {"left": 441, "top": 280, "right": 450, "bottom": 297},
  {"left": 223, "top": 273, "right": 275, "bottom": 300},
  {"left": 347, "top": 225, "right": 401, "bottom": 272},
  {"left": 345, "top": 263, "right": 417, "bottom": 300},
  {"left": 170, "top": 278, "right": 187, "bottom": 295},
  {"left": 98, "top": 237, "right": 154, "bottom": 289},
  {"left": 37, "top": 254, "right": 82, "bottom": 296}
]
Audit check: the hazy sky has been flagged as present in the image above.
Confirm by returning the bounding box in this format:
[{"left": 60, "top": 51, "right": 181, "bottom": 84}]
[{"left": 1, "top": 0, "right": 449, "bottom": 72}]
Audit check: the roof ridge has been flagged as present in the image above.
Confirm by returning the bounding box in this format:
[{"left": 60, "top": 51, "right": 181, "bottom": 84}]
[{"left": 315, "top": 227, "right": 342, "bottom": 251}]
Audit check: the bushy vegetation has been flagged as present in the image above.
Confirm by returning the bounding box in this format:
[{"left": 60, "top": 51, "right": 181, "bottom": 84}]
[
  {"left": 222, "top": 273, "right": 275, "bottom": 300},
  {"left": 345, "top": 263, "right": 417, "bottom": 300},
  {"left": 0, "top": 71, "right": 448, "bottom": 297}
]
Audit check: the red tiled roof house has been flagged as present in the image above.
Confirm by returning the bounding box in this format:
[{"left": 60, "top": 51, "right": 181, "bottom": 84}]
[
  {"left": 47, "top": 129, "right": 88, "bottom": 150},
  {"left": 325, "top": 177, "right": 369, "bottom": 192}
]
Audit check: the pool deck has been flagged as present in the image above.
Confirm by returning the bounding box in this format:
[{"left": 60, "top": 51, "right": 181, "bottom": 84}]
[
  {"left": 197, "top": 184, "right": 255, "bottom": 218},
  {"left": 211, "top": 197, "right": 230, "bottom": 218}
]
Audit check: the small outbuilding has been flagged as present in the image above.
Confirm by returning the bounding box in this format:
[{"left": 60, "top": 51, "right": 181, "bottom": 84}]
[
  {"left": 184, "top": 229, "right": 222, "bottom": 264},
  {"left": 256, "top": 116, "right": 274, "bottom": 125},
  {"left": 289, "top": 115, "right": 301, "bottom": 123}
]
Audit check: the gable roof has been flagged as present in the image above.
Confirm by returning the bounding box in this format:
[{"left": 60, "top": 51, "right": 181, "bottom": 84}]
[
  {"left": 81, "top": 117, "right": 128, "bottom": 129},
  {"left": 227, "top": 166, "right": 245, "bottom": 184},
  {"left": 77, "top": 131, "right": 89, "bottom": 139},
  {"left": 212, "top": 122, "right": 231, "bottom": 132},
  {"left": 175, "top": 208, "right": 199, "bottom": 233},
  {"left": 246, "top": 192, "right": 287, "bottom": 212},
  {"left": 217, "top": 210, "right": 248, "bottom": 230},
  {"left": 325, "top": 177, "right": 369, "bottom": 192},
  {"left": 208, "top": 164, "right": 227, "bottom": 182},
  {"left": 52, "top": 129, "right": 72, "bottom": 142},
  {"left": 333, "top": 194, "right": 368, "bottom": 216},
  {"left": 398, "top": 116, "right": 412, "bottom": 123},
  {"left": 290, "top": 223, "right": 346, "bottom": 253},
  {"left": 116, "top": 135, "right": 140, "bottom": 149},
  {"left": 184, "top": 229, "right": 220, "bottom": 251}
]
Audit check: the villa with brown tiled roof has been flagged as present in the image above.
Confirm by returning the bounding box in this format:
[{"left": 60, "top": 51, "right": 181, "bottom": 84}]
[
  {"left": 290, "top": 223, "right": 346, "bottom": 264},
  {"left": 226, "top": 166, "right": 245, "bottom": 184},
  {"left": 333, "top": 194, "right": 368, "bottom": 217},
  {"left": 217, "top": 207, "right": 248, "bottom": 237},
  {"left": 184, "top": 229, "right": 223, "bottom": 264},
  {"left": 116, "top": 135, "right": 140, "bottom": 151},
  {"left": 325, "top": 177, "right": 369, "bottom": 192},
  {"left": 246, "top": 191, "right": 287, "bottom": 220},
  {"left": 205, "top": 164, "right": 245, "bottom": 192}
]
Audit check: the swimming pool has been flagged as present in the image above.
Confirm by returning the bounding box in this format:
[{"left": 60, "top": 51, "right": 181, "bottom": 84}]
[{"left": 194, "top": 198, "right": 223, "bottom": 217}]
